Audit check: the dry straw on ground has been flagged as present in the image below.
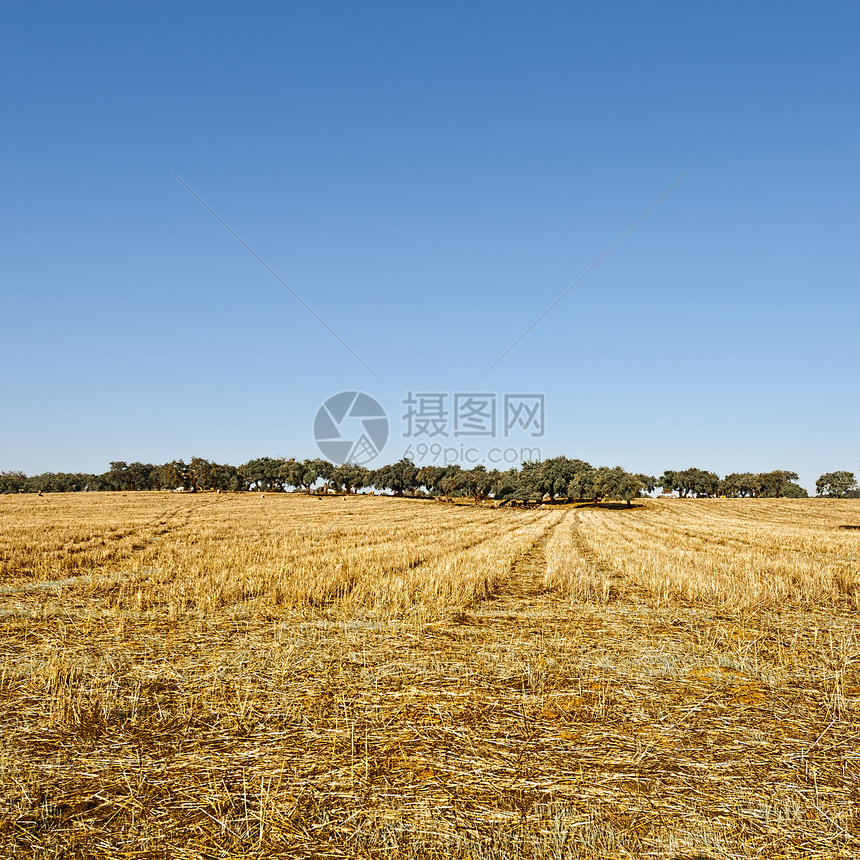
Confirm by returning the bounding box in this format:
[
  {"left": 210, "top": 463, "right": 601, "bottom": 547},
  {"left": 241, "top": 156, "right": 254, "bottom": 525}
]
[{"left": 1, "top": 492, "right": 858, "bottom": 858}]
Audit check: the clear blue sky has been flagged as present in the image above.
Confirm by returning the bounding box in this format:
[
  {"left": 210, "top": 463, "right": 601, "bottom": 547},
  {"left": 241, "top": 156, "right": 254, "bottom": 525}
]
[{"left": 2, "top": 1, "right": 858, "bottom": 491}]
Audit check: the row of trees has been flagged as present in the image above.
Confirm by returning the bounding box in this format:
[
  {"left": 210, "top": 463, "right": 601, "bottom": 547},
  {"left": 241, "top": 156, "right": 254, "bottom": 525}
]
[
  {"left": 3, "top": 456, "right": 857, "bottom": 501},
  {"left": 0, "top": 458, "right": 650, "bottom": 506},
  {"left": 659, "top": 468, "right": 811, "bottom": 499}
]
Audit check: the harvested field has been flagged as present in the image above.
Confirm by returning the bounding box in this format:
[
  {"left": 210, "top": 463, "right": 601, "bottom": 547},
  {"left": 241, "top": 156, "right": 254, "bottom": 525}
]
[{"left": 1, "top": 493, "right": 858, "bottom": 858}]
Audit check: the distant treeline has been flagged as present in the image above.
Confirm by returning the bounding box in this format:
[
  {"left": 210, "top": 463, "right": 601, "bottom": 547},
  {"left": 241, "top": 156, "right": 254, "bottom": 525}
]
[{"left": 3, "top": 457, "right": 858, "bottom": 501}]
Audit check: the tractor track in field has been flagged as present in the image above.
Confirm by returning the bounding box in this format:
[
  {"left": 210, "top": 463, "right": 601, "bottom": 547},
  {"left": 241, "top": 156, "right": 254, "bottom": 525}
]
[{"left": 473, "top": 510, "right": 567, "bottom": 619}]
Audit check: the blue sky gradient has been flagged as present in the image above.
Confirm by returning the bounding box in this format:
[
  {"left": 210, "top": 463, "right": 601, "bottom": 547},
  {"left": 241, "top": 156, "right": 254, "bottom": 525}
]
[{"left": 2, "top": 2, "right": 858, "bottom": 490}]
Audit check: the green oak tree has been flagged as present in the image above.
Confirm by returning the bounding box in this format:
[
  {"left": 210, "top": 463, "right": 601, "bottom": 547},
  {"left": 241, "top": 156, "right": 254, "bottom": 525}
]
[
  {"left": 816, "top": 471, "right": 857, "bottom": 497},
  {"left": 372, "top": 458, "right": 420, "bottom": 497}
]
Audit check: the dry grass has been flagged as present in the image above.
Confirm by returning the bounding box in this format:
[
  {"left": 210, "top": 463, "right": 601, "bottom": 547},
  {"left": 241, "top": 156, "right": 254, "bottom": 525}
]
[
  {"left": 546, "top": 499, "right": 860, "bottom": 609},
  {"left": 1, "top": 492, "right": 859, "bottom": 858}
]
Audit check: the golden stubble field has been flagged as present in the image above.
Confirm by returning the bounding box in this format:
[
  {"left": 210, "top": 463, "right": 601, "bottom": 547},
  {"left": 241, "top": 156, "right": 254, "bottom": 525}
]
[{"left": 1, "top": 492, "right": 859, "bottom": 859}]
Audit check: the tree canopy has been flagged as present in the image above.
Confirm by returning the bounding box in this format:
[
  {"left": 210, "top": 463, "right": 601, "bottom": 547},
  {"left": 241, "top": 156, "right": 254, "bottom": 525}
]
[
  {"left": 371, "top": 458, "right": 420, "bottom": 497},
  {"left": 816, "top": 471, "right": 858, "bottom": 497}
]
